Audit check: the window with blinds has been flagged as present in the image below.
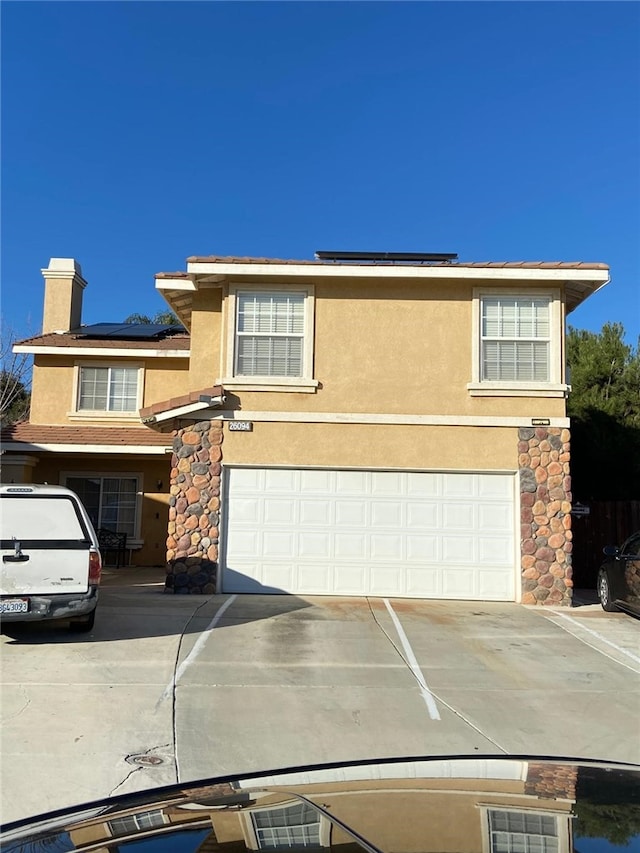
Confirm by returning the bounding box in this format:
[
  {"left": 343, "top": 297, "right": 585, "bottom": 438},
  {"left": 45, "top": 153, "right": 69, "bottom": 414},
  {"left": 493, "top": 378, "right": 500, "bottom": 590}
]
[
  {"left": 481, "top": 296, "right": 550, "bottom": 382},
  {"left": 251, "top": 802, "right": 322, "bottom": 849},
  {"left": 78, "top": 366, "right": 139, "bottom": 412},
  {"left": 488, "top": 809, "right": 559, "bottom": 853},
  {"left": 235, "top": 292, "right": 305, "bottom": 377}
]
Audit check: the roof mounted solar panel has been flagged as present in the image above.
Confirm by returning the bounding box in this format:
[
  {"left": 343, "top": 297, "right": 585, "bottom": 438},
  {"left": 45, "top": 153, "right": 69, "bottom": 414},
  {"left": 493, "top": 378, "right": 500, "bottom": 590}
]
[
  {"left": 315, "top": 251, "right": 458, "bottom": 264},
  {"left": 74, "top": 323, "right": 185, "bottom": 340}
]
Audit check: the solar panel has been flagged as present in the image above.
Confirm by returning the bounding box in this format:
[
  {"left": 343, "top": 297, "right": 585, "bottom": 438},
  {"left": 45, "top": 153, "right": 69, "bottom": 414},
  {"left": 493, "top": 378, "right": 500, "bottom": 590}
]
[
  {"left": 74, "top": 323, "right": 185, "bottom": 340},
  {"left": 315, "top": 251, "right": 458, "bottom": 263}
]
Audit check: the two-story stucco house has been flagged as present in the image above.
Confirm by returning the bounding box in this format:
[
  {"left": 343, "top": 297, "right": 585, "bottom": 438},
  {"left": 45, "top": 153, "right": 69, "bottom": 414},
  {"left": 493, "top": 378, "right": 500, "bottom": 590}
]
[{"left": 2, "top": 252, "right": 610, "bottom": 605}]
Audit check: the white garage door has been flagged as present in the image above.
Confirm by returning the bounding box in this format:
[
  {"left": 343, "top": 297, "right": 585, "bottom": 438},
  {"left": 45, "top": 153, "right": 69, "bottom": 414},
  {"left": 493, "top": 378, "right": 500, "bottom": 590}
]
[{"left": 222, "top": 468, "right": 516, "bottom": 600}]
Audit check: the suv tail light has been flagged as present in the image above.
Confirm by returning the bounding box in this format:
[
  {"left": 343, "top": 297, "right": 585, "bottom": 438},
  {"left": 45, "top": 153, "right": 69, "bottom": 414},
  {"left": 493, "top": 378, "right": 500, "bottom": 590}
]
[{"left": 89, "top": 550, "right": 102, "bottom": 585}]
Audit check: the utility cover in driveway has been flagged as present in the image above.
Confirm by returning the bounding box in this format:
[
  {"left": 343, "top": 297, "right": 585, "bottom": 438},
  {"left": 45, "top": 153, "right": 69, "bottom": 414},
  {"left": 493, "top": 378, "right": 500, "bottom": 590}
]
[{"left": 222, "top": 468, "right": 516, "bottom": 599}]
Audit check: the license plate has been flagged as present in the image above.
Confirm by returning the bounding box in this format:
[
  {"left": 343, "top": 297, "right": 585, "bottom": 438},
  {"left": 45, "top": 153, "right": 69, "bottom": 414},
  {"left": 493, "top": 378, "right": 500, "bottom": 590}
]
[{"left": 1, "top": 598, "right": 29, "bottom": 614}]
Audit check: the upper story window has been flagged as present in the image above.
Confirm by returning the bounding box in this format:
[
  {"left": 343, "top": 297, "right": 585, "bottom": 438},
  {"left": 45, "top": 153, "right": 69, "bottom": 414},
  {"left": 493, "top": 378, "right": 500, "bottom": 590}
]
[
  {"left": 108, "top": 809, "right": 166, "bottom": 836},
  {"left": 75, "top": 364, "right": 142, "bottom": 414},
  {"left": 221, "top": 285, "right": 318, "bottom": 393},
  {"left": 481, "top": 296, "right": 550, "bottom": 382},
  {"left": 468, "top": 289, "right": 566, "bottom": 397},
  {"left": 236, "top": 292, "right": 305, "bottom": 378},
  {"left": 487, "top": 809, "right": 560, "bottom": 853}
]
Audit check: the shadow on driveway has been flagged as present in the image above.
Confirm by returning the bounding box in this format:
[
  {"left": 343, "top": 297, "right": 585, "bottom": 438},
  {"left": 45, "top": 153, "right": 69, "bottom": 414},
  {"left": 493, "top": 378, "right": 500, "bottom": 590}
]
[{"left": 0, "top": 566, "right": 313, "bottom": 645}]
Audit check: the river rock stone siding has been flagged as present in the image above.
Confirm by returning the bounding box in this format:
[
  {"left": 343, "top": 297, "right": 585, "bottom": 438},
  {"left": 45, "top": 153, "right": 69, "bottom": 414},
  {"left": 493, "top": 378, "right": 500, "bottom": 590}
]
[
  {"left": 519, "top": 427, "right": 572, "bottom": 606},
  {"left": 165, "top": 419, "right": 223, "bottom": 594},
  {"left": 525, "top": 763, "right": 578, "bottom": 800}
]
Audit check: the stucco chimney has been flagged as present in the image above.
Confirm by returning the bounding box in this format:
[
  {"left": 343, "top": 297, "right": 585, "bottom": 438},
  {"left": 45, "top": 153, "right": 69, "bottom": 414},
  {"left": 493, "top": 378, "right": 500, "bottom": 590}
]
[{"left": 41, "top": 258, "right": 87, "bottom": 334}]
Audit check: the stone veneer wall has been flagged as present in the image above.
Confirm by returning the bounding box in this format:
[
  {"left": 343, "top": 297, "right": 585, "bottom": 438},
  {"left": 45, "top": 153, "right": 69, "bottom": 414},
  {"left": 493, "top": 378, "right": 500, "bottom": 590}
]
[
  {"left": 519, "top": 427, "right": 572, "bottom": 606},
  {"left": 165, "top": 419, "right": 223, "bottom": 593},
  {"left": 524, "top": 764, "right": 578, "bottom": 800}
]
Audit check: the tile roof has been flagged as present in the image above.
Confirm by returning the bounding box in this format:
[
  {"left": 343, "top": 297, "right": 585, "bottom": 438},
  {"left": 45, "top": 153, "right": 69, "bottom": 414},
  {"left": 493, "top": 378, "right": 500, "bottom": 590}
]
[
  {"left": 184, "top": 255, "right": 609, "bottom": 270},
  {"left": 16, "top": 331, "right": 190, "bottom": 349},
  {"left": 139, "top": 386, "right": 224, "bottom": 419},
  {"left": 1, "top": 422, "right": 172, "bottom": 448}
]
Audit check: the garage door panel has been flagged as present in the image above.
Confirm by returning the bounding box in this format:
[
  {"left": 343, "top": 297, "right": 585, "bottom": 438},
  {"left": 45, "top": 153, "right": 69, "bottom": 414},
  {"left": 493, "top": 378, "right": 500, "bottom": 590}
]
[
  {"left": 334, "top": 564, "right": 368, "bottom": 594},
  {"left": 300, "top": 469, "right": 333, "bottom": 492},
  {"left": 228, "top": 529, "right": 260, "bottom": 556},
  {"left": 230, "top": 468, "right": 264, "bottom": 490},
  {"left": 264, "top": 469, "right": 298, "bottom": 492},
  {"left": 298, "top": 563, "right": 334, "bottom": 593},
  {"left": 263, "top": 531, "right": 296, "bottom": 557},
  {"left": 442, "top": 473, "right": 476, "bottom": 497},
  {"left": 336, "top": 470, "right": 369, "bottom": 494},
  {"left": 335, "top": 533, "right": 368, "bottom": 558},
  {"left": 442, "top": 567, "right": 477, "bottom": 596},
  {"left": 371, "top": 501, "right": 403, "bottom": 526},
  {"left": 299, "top": 500, "right": 332, "bottom": 525},
  {"left": 370, "top": 567, "right": 405, "bottom": 596},
  {"left": 406, "top": 568, "right": 441, "bottom": 596},
  {"left": 442, "top": 536, "right": 475, "bottom": 562},
  {"left": 407, "top": 502, "right": 439, "bottom": 528},
  {"left": 405, "top": 535, "right": 439, "bottom": 560},
  {"left": 442, "top": 503, "right": 475, "bottom": 529},
  {"left": 299, "top": 532, "right": 331, "bottom": 558},
  {"left": 479, "top": 477, "right": 512, "bottom": 499},
  {"left": 478, "top": 569, "right": 515, "bottom": 598},
  {"left": 335, "top": 501, "right": 368, "bottom": 526},
  {"left": 223, "top": 468, "right": 516, "bottom": 600},
  {"left": 479, "top": 503, "right": 512, "bottom": 529},
  {"left": 406, "top": 473, "right": 439, "bottom": 497},
  {"left": 229, "top": 497, "right": 262, "bottom": 523},
  {"left": 479, "top": 536, "right": 513, "bottom": 564},
  {"left": 264, "top": 500, "right": 296, "bottom": 524},
  {"left": 370, "top": 534, "right": 401, "bottom": 559}
]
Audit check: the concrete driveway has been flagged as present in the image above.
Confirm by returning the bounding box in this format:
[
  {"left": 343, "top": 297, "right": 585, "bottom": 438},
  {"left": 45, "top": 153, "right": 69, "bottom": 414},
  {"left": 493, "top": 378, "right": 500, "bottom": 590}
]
[{"left": 1, "top": 568, "right": 639, "bottom": 824}]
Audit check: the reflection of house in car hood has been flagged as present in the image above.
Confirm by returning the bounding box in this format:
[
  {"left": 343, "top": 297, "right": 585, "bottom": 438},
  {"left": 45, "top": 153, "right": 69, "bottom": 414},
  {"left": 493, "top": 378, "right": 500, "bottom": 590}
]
[{"left": 2, "top": 756, "right": 639, "bottom": 852}]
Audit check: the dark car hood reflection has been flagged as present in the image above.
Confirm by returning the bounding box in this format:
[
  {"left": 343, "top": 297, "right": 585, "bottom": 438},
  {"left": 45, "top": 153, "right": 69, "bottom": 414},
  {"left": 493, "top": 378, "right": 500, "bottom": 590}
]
[{"left": 2, "top": 756, "right": 639, "bottom": 853}]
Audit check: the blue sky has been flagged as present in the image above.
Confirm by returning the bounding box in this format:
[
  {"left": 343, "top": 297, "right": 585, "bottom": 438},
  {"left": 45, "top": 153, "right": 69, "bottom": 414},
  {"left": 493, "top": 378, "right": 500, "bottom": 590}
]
[{"left": 2, "top": 1, "right": 639, "bottom": 342}]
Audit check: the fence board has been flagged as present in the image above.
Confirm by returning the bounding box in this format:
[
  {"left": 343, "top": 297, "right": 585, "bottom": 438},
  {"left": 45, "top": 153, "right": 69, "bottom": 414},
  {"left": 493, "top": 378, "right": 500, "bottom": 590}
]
[{"left": 571, "top": 501, "right": 640, "bottom": 589}]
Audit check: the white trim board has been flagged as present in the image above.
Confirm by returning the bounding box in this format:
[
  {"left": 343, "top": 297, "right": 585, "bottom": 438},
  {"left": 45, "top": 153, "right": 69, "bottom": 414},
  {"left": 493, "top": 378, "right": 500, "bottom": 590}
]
[
  {"left": 186, "top": 261, "right": 610, "bottom": 285},
  {"left": 2, "top": 442, "right": 172, "bottom": 455},
  {"left": 211, "top": 410, "right": 570, "bottom": 428},
  {"left": 14, "top": 345, "right": 189, "bottom": 358}
]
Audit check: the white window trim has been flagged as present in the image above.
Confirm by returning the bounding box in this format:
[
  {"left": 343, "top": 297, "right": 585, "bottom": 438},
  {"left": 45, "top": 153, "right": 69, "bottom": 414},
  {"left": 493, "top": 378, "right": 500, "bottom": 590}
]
[
  {"left": 220, "top": 283, "right": 318, "bottom": 393},
  {"left": 107, "top": 809, "right": 169, "bottom": 837},
  {"left": 240, "top": 800, "right": 330, "bottom": 850},
  {"left": 479, "top": 805, "right": 571, "bottom": 853},
  {"left": 70, "top": 361, "right": 145, "bottom": 419},
  {"left": 60, "top": 470, "right": 144, "bottom": 546},
  {"left": 468, "top": 288, "right": 567, "bottom": 397}
]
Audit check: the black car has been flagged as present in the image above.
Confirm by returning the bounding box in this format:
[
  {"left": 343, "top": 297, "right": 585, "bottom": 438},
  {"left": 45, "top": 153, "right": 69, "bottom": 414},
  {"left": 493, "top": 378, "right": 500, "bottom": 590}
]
[
  {"left": 2, "top": 756, "right": 640, "bottom": 852},
  {"left": 597, "top": 529, "right": 640, "bottom": 616}
]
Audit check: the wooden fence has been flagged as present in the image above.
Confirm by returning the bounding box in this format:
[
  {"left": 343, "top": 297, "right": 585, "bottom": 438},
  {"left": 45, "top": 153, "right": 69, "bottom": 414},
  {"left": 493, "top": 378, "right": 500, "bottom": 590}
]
[{"left": 570, "top": 501, "right": 640, "bottom": 589}]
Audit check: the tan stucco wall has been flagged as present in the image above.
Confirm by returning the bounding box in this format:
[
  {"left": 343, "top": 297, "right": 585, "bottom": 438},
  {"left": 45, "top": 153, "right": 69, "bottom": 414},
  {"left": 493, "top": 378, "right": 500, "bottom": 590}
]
[
  {"left": 41, "top": 275, "right": 84, "bottom": 334},
  {"left": 219, "top": 277, "right": 567, "bottom": 419},
  {"left": 210, "top": 786, "right": 571, "bottom": 851},
  {"left": 142, "top": 358, "right": 190, "bottom": 406},
  {"left": 29, "top": 358, "right": 76, "bottom": 423},
  {"left": 29, "top": 356, "right": 189, "bottom": 424},
  {"left": 188, "top": 288, "right": 223, "bottom": 388},
  {"left": 222, "top": 422, "right": 519, "bottom": 470}
]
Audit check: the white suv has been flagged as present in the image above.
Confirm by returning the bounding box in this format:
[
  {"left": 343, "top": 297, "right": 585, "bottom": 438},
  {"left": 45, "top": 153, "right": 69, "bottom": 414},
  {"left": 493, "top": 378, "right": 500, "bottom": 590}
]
[{"left": 0, "top": 484, "right": 101, "bottom": 632}]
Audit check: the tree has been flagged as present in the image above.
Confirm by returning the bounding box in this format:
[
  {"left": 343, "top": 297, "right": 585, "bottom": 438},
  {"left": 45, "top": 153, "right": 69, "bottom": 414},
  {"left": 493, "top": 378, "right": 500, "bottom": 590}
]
[
  {"left": 124, "top": 310, "right": 180, "bottom": 325},
  {"left": 574, "top": 765, "right": 640, "bottom": 846},
  {"left": 0, "top": 322, "right": 31, "bottom": 425},
  {"left": 567, "top": 323, "right": 640, "bottom": 500}
]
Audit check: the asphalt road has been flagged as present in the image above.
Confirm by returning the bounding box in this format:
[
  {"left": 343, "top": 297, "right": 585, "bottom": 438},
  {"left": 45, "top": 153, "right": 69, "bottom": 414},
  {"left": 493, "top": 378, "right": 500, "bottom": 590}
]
[{"left": 1, "top": 568, "right": 638, "bottom": 824}]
